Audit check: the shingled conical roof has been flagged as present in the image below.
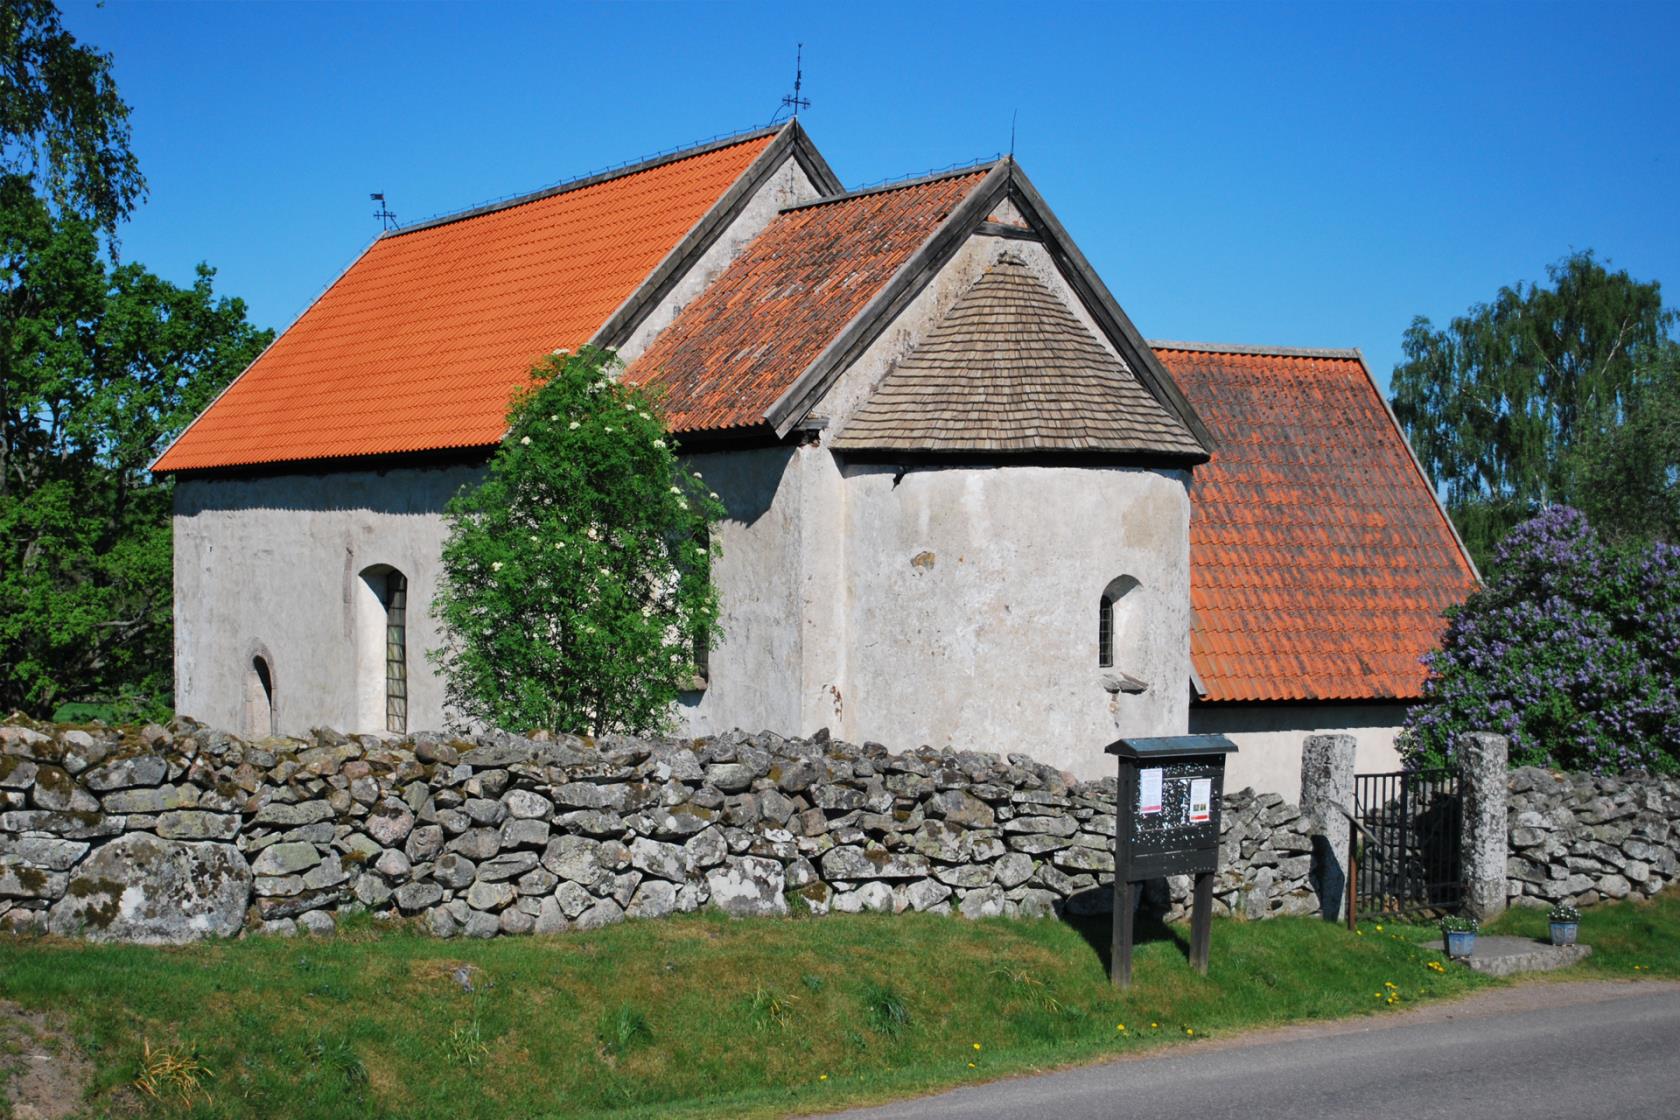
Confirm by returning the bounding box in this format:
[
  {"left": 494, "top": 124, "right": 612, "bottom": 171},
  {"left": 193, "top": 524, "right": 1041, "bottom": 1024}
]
[{"left": 831, "top": 254, "right": 1205, "bottom": 457}]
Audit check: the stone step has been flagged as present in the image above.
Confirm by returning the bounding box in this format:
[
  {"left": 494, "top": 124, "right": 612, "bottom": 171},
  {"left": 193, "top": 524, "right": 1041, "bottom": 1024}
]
[{"left": 1458, "top": 934, "right": 1593, "bottom": 977}]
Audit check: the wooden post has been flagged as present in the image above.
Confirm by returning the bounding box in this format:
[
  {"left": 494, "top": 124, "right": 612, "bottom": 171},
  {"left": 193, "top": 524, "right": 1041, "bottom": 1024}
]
[
  {"left": 1346, "top": 830, "right": 1359, "bottom": 932},
  {"left": 1112, "top": 880, "right": 1135, "bottom": 988},
  {"left": 1188, "top": 872, "right": 1214, "bottom": 974}
]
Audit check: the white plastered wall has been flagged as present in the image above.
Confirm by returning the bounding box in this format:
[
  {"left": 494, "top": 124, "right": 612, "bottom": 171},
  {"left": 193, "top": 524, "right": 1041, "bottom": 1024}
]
[
  {"left": 837, "top": 462, "right": 1191, "bottom": 779},
  {"left": 675, "top": 223, "right": 1197, "bottom": 778},
  {"left": 172, "top": 465, "right": 483, "bottom": 735},
  {"left": 1188, "top": 703, "right": 1410, "bottom": 800}
]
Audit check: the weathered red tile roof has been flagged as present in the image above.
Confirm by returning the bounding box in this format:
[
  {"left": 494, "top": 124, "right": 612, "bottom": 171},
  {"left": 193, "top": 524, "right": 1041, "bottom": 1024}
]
[
  {"left": 153, "top": 129, "right": 778, "bottom": 472},
  {"left": 1156, "top": 342, "right": 1480, "bottom": 703},
  {"left": 831, "top": 254, "right": 1204, "bottom": 457},
  {"left": 625, "top": 169, "right": 992, "bottom": 434}
]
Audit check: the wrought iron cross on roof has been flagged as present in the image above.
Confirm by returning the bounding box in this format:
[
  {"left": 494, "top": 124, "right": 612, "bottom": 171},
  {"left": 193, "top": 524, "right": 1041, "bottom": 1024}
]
[{"left": 774, "top": 43, "right": 811, "bottom": 122}]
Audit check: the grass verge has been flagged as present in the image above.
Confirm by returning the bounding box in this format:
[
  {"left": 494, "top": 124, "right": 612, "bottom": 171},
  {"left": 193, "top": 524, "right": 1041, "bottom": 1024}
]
[
  {"left": 0, "top": 892, "right": 1670, "bottom": 1119},
  {"left": 1485, "top": 889, "right": 1680, "bottom": 978},
  {"left": 1, "top": 906, "right": 1483, "bottom": 1120}
]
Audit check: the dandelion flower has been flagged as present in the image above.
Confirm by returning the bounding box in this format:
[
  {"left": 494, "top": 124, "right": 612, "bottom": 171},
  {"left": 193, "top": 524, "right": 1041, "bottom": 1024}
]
[
  {"left": 972, "top": 1043, "right": 981, "bottom": 1051},
  {"left": 966, "top": 1062, "right": 976, "bottom": 1069},
  {"left": 819, "top": 1075, "right": 828, "bottom": 1082},
  {"left": 1116, "top": 1023, "right": 1126, "bottom": 1031},
  {"left": 1150, "top": 1022, "right": 1158, "bottom": 1029}
]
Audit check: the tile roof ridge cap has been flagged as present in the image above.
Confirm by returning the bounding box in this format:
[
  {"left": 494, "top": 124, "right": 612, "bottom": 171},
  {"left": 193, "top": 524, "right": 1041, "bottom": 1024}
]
[
  {"left": 1148, "top": 339, "right": 1365, "bottom": 360},
  {"left": 779, "top": 159, "right": 1001, "bottom": 213},
  {"left": 383, "top": 123, "right": 785, "bottom": 239}
]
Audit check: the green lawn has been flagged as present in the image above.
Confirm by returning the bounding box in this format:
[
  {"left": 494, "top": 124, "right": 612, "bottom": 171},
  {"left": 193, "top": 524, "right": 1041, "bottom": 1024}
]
[{"left": 1, "top": 903, "right": 1504, "bottom": 1120}]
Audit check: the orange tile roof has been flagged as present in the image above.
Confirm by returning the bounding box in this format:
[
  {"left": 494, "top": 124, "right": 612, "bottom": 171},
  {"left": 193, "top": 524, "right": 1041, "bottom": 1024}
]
[
  {"left": 154, "top": 131, "right": 777, "bottom": 472},
  {"left": 625, "top": 170, "right": 991, "bottom": 434},
  {"left": 1156, "top": 343, "right": 1480, "bottom": 703}
]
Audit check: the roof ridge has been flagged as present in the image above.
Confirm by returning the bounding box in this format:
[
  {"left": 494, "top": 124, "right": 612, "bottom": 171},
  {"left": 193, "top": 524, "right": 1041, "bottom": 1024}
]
[
  {"left": 385, "top": 124, "right": 786, "bottom": 238},
  {"left": 781, "top": 159, "right": 1000, "bottom": 213},
  {"left": 1148, "top": 339, "right": 1364, "bottom": 360}
]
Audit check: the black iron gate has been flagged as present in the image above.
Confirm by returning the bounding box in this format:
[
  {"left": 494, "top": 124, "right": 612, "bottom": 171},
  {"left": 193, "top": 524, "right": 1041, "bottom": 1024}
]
[{"left": 1348, "top": 769, "right": 1463, "bottom": 925}]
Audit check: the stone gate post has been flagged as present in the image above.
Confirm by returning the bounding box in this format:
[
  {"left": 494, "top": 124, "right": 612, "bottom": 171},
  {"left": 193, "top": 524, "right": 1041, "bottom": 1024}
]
[
  {"left": 1458, "top": 731, "right": 1509, "bottom": 921},
  {"left": 1300, "top": 733, "right": 1355, "bottom": 921}
]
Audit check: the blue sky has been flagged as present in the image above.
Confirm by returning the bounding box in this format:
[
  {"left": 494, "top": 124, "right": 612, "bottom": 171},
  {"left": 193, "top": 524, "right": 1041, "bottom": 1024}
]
[{"left": 65, "top": 0, "right": 1680, "bottom": 394}]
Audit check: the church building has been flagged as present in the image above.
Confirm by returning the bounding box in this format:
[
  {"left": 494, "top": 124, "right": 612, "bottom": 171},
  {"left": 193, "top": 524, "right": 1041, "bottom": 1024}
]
[{"left": 151, "top": 122, "right": 1478, "bottom": 792}]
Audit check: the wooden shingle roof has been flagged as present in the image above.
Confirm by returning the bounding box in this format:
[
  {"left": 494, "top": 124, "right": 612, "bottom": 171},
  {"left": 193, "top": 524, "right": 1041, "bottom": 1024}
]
[{"left": 831, "top": 255, "right": 1205, "bottom": 458}]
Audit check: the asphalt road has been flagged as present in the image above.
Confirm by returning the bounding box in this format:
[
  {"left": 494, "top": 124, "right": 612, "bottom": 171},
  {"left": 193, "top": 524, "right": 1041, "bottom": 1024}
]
[{"left": 821, "top": 981, "right": 1680, "bottom": 1120}]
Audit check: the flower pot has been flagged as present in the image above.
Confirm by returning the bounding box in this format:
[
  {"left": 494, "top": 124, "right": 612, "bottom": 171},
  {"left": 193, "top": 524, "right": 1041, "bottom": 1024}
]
[
  {"left": 1550, "top": 920, "right": 1579, "bottom": 947},
  {"left": 1444, "top": 929, "right": 1477, "bottom": 959}
]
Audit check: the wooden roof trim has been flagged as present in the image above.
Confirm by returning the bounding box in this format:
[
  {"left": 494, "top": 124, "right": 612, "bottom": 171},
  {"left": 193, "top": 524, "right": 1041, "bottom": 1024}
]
[
  {"left": 1004, "top": 163, "right": 1215, "bottom": 453},
  {"left": 1150, "top": 340, "right": 1363, "bottom": 361},
  {"left": 763, "top": 161, "right": 1010, "bottom": 438},
  {"left": 778, "top": 160, "right": 1000, "bottom": 213},
  {"left": 594, "top": 120, "right": 843, "bottom": 351},
  {"left": 149, "top": 236, "right": 383, "bottom": 474}
]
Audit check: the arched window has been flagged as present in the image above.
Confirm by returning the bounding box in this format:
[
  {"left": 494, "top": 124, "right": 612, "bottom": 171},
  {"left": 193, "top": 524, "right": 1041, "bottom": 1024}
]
[
  {"left": 243, "top": 654, "right": 275, "bottom": 738},
  {"left": 382, "top": 570, "right": 409, "bottom": 733},
  {"left": 357, "top": 565, "right": 409, "bottom": 734},
  {"left": 1098, "top": 575, "right": 1140, "bottom": 669}
]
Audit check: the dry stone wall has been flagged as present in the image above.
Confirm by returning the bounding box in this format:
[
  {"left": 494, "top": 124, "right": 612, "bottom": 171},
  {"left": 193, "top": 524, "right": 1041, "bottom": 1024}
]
[
  {"left": 1, "top": 720, "right": 1332, "bottom": 941},
  {"left": 1505, "top": 767, "right": 1680, "bottom": 908}
]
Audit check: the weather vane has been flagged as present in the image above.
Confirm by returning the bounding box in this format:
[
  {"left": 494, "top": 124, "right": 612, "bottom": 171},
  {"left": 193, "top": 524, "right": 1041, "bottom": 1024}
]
[
  {"left": 370, "top": 192, "right": 397, "bottom": 231},
  {"left": 774, "top": 43, "right": 811, "bottom": 123}
]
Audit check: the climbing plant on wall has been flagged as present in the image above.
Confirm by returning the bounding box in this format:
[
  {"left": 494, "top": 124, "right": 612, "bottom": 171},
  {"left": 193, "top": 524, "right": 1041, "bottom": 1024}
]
[{"left": 431, "top": 347, "right": 723, "bottom": 736}]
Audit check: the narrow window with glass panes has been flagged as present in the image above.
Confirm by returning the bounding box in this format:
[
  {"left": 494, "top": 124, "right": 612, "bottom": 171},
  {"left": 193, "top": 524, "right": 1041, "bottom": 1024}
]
[
  {"left": 1098, "top": 593, "right": 1115, "bottom": 667},
  {"left": 384, "top": 570, "right": 408, "bottom": 733}
]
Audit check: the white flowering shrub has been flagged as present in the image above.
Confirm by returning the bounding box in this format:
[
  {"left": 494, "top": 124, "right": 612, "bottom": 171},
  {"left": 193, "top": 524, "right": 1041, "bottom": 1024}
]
[{"left": 431, "top": 347, "right": 723, "bottom": 734}]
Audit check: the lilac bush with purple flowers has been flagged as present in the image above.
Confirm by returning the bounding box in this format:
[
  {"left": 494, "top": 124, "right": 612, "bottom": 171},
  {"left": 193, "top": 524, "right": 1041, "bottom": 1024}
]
[{"left": 1403, "top": 506, "right": 1680, "bottom": 773}]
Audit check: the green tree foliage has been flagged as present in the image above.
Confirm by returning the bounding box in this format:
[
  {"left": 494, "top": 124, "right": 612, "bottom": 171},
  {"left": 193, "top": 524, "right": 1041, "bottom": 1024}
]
[
  {"left": 1568, "top": 345, "right": 1680, "bottom": 545},
  {"left": 2, "top": 0, "right": 145, "bottom": 234},
  {"left": 432, "top": 348, "right": 723, "bottom": 736},
  {"left": 1391, "top": 251, "right": 1679, "bottom": 565},
  {"left": 0, "top": 181, "right": 272, "bottom": 718}
]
